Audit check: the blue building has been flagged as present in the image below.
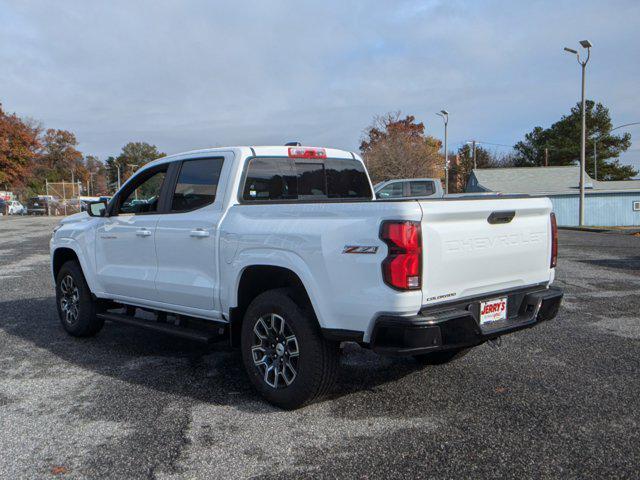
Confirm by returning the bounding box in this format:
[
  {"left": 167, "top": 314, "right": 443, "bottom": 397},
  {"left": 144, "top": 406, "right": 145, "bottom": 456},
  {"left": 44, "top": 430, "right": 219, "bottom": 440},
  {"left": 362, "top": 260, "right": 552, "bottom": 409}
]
[{"left": 466, "top": 166, "right": 640, "bottom": 227}]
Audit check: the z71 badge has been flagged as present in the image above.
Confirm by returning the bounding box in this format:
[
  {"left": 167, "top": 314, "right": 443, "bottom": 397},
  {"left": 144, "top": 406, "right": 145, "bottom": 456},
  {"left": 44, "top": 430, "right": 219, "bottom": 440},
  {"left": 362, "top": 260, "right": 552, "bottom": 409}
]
[{"left": 342, "top": 245, "right": 378, "bottom": 254}]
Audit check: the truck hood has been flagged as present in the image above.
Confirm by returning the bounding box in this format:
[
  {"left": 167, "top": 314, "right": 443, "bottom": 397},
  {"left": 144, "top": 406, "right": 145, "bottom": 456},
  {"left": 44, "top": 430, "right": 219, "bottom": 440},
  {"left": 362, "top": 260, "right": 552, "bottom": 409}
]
[{"left": 59, "top": 211, "right": 89, "bottom": 224}]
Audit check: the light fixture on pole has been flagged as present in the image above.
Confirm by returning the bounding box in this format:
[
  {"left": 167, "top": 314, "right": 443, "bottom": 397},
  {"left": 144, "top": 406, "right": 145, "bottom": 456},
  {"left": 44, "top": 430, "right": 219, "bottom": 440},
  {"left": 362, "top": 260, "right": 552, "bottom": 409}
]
[
  {"left": 436, "top": 110, "right": 449, "bottom": 194},
  {"left": 564, "top": 39, "right": 592, "bottom": 226}
]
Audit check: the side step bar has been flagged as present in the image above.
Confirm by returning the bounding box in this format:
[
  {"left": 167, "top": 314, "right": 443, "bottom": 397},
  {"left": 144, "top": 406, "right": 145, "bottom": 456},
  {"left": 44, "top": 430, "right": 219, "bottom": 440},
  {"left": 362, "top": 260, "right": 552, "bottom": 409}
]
[{"left": 97, "top": 312, "right": 223, "bottom": 344}]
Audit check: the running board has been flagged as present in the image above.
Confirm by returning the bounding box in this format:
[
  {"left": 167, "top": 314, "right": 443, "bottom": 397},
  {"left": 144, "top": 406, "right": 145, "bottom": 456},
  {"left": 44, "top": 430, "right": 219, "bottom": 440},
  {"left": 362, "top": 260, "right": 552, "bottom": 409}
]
[{"left": 97, "top": 312, "right": 222, "bottom": 344}]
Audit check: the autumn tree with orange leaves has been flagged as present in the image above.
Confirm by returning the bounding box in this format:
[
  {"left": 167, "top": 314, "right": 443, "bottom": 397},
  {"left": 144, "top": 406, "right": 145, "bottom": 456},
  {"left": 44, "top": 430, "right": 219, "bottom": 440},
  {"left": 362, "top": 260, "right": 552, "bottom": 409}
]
[
  {"left": 360, "top": 112, "right": 444, "bottom": 184},
  {"left": 38, "top": 129, "right": 86, "bottom": 183},
  {"left": 0, "top": 104, "right": 41, "bottom": 189}
]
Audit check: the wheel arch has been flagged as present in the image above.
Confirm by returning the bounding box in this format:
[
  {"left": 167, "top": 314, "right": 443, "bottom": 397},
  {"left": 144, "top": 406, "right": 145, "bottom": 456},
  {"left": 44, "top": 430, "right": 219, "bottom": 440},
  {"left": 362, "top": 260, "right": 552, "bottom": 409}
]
[
  {"left": 229, "top": 264, "right": 319, "bottom": 347},
  {"left": 51, "top": 243, "right": 97, "bottom": 294},
  {"left": 52, "top": 247, "right": 80, "bottom": 279}
]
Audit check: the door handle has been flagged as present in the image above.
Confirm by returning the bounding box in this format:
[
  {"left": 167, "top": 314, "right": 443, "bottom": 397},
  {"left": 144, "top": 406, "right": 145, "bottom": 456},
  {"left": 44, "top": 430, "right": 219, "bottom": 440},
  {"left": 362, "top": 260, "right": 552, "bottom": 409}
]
[
  {"left": 190, "top": 228, "right": 210, "bottom": 238},
  {"left": 136, "top": 228, "right": 152, "bottom": 237}
]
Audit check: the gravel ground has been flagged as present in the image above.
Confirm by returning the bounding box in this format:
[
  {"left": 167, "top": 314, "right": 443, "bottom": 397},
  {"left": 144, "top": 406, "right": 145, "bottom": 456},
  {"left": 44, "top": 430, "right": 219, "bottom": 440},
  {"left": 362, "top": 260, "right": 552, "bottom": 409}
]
[{"left": 0, "top": 216, "right": 638, "bottom": 479}]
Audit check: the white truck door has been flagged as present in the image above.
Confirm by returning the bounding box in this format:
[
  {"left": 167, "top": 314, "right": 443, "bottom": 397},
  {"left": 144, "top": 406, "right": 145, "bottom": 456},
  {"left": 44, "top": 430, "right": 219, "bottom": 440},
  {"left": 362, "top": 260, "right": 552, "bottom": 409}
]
[
  {"left": 154, "top": 156, "right": 228, "bottom": 313},
  {"left": 95, "top": 164, "right": 169, "bottom": 301}
]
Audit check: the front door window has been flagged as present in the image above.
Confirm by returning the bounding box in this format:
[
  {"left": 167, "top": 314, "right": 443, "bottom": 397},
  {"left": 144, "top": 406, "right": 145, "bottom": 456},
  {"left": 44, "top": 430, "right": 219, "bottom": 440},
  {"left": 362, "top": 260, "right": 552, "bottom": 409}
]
[{"left": 118, "top": 168, "right": 167, "bottom": 215}]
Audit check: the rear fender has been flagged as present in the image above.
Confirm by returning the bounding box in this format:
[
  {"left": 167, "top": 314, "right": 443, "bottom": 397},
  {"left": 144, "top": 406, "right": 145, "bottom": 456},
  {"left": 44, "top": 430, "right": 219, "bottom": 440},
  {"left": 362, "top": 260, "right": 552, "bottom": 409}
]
[{"left": 224, "top": 249, "right": 328, "bottom": 328}]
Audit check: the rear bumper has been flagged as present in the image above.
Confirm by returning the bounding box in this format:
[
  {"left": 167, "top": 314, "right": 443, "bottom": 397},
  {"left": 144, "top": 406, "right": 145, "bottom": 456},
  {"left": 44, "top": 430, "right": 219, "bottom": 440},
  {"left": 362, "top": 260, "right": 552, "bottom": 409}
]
[{"left": 370, "top": 286, "right": 563, "bottom": 356}]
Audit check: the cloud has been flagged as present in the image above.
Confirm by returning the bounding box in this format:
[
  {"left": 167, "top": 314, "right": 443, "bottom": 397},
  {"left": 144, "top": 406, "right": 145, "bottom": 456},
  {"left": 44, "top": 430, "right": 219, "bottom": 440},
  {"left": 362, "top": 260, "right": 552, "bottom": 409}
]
[{"left": 1, "top": 0, "right": 639, "bottom": 168}]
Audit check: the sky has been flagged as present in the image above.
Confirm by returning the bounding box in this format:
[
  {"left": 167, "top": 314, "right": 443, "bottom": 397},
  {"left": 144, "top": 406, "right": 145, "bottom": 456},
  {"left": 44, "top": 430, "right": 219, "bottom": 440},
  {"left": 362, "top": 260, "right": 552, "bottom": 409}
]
[{"left": 1, "top": 0, "right": 639, "bottom": 170}]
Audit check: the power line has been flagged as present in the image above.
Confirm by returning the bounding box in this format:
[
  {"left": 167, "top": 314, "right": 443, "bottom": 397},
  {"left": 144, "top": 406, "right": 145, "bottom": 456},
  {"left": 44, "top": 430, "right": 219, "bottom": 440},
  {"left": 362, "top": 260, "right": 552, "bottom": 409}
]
[{"left": 473, "top": 140, "right": 515, "bottom": 149}]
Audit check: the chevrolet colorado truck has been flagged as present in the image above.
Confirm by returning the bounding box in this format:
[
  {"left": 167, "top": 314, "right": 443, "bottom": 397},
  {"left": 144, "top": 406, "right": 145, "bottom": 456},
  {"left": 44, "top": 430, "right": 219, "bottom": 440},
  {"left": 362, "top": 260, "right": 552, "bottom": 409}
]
[{"left": 50, "top": 145, "right": 563, "bottom": 409}]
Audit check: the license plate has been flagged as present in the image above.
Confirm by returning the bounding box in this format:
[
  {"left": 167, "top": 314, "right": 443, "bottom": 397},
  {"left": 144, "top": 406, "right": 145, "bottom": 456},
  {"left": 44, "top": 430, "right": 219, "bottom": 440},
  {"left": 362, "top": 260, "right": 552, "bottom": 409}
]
[{"left": 479, "top": 297, "right": 507, "bottom": 325}]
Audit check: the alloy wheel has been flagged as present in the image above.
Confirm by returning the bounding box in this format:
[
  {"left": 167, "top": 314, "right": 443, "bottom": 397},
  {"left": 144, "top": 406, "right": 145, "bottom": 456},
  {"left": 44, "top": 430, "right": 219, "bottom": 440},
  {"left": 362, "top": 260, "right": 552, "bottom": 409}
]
[
  {"left": 251, "top": 313, "right": 299, "bottom": 388},
  {"left": 59, "top": 275, "right": 80, "bottom": 326}
]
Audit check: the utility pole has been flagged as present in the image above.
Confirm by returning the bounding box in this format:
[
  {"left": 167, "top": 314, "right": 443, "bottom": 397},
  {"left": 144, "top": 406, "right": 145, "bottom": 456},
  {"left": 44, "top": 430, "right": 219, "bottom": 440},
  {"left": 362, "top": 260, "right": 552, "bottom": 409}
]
[
  {"left": 45, "top": 180, "right": 50, "bottom": 216},
  {"left": 564, "top": 39, "right": 592, "bottom": 227},
  {"left": 89, "top": 172, "right": 95, "bottom": 196},
  {"left": 436, "top": 110, "right": 449, "bottom": 194},
  {"left": 593, "top": 142, "right": 597, "bottom": 180},
  {"left": 117, "top": 165, "right": 121, "bottom": 191},
  {"left": 469, "top": 140, "right": 477, "bottom": 169},
  {"left": 545, "top": 148, "right": 549, "bottom": 167}
]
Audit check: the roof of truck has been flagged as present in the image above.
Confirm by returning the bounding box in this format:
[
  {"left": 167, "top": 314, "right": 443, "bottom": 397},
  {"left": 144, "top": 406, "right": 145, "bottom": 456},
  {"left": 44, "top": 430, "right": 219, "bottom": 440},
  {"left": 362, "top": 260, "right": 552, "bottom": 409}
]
[
  {"left": 132, "top": 146, "right": 362, "bottom": 182},
  {"left": 155, "top": 146, "right": 359, "bottom": 163}
]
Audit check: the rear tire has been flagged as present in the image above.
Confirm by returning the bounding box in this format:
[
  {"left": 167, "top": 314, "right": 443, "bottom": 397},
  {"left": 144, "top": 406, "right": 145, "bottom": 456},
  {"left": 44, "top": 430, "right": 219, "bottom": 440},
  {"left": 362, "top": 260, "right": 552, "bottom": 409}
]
[
  {"left": 413, "top": 347, "right": 470, "bottom": 365},
  {"left": 55, "top": 260, "right": 104, "bottom": 337},
  {"left": 240, "top": 288, "right": 339, "bottom": 410}
]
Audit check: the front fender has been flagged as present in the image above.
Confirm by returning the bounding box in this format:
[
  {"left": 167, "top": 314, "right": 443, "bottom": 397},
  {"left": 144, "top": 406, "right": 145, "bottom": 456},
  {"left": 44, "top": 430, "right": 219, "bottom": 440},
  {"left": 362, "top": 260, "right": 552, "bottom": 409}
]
[{"left": 51, "top": 237, "right": 100, "bottom": 294}]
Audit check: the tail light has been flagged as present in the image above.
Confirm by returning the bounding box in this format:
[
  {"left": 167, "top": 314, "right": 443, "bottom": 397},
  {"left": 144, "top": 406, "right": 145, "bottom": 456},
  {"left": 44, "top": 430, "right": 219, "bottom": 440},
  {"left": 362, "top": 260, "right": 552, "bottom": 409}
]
[
  {"left": 380, "top": 220, "right": 422, "bottom": 290},
  {"left": 550, "top": 212, "right": 558, "bottom": 268}
]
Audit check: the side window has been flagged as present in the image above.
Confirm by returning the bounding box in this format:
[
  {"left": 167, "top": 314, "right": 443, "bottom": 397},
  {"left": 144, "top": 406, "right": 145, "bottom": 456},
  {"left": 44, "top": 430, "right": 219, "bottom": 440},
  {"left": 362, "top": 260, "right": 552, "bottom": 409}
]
[
  {"left": 118, "top": 167, "right": 167, "bottom": 215},
  {"left": 377, "top": 182, "right": 404, "bottom": 198},
  {"left": 409, "top": 181, "right": 435, "bottom": 197},
  {"left": 171, "top": 158, "right": 224, "bottom": 212},
  {"left": 243, "top": 158, "right": 297, "bottom": 201}
]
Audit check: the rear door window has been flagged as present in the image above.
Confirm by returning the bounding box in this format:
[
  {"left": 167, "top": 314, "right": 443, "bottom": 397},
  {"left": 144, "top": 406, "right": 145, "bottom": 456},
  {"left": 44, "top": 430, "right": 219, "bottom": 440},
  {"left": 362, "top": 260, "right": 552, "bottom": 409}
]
[
  {"left": 171, "top": 158, "right": 224, "bottom": 212},
  {"left": 409, "top": 181, "right": 435, "bottom": 197},
  {"left": 242, "top": 157, "right": 371, "bottom": 202}
]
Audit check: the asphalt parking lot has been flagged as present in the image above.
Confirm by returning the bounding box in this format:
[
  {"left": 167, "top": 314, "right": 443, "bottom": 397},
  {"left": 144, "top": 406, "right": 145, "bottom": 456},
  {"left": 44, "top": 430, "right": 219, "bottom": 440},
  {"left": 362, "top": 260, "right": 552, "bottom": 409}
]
[{"left": 0, "top": 216, "right": 638, "bottom": 479}]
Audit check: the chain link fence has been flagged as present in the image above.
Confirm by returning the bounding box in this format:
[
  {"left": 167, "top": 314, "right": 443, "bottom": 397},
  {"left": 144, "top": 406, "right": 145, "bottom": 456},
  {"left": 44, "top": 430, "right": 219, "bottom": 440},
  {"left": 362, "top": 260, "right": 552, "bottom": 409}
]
[{"left": 42, "top": 181, "right": 84, "bottom": 215}]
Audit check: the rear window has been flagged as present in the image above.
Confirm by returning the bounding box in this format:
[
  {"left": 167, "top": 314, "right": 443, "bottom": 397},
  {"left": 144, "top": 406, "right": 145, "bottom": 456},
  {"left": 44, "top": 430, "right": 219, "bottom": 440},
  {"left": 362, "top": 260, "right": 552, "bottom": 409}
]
[{"left": 242, "top": 157, "right": 371, "bottom": 202}]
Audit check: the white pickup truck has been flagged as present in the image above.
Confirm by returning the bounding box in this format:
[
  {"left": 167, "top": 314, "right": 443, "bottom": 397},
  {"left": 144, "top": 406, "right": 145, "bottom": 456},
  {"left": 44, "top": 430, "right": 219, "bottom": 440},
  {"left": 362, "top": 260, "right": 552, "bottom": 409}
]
[{"left": 50, "top": 145, "right": 563, "bottom": 409}]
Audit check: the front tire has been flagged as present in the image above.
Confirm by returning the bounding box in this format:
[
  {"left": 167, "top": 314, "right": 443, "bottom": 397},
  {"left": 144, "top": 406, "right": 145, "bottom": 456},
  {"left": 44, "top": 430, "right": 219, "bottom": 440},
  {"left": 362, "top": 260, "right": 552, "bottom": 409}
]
[
  {"left": 240, "top": 288, "right": 339, "bottom": 410},
  {"left": 55, "top": 260, "right": 104, "bottom": 337}
]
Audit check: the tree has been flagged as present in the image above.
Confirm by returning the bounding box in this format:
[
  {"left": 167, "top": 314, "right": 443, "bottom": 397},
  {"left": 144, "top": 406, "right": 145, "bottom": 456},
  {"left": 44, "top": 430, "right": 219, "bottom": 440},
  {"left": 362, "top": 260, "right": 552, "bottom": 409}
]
[
  {"left": 514, "top": 101, "right": 635, "bottom": 180},
  {"left": 114, "top": 142, "right": 165, "bottom": 184},
  {"left": 38, "top": 129, "right": 84, "bottom": 183},
  {"left": 360, "top": 112, "right": 443, "bottom": 184},
  {"left": 84, "top": 155, "right": 108, "bottom": 196},
  {"left": 0, "top": 104, "right": 41, "bottom": 189}
]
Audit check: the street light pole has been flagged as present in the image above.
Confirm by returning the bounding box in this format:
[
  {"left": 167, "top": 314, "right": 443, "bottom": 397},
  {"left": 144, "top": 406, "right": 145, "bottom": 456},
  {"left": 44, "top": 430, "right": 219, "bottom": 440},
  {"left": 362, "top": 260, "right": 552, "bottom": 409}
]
[
  {"left": 593, "top": 142, "right": 597, "bottom": 180},
  {"left": 436, "top": 110, "right": 449, "bottom": 194},
  {"left": 564, "top": 40, "right": 592, "bottom": 227}
]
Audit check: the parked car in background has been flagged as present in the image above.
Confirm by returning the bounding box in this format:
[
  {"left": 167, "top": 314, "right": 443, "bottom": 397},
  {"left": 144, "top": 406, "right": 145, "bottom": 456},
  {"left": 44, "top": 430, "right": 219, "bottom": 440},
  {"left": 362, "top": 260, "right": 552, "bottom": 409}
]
[
  {"left": 0, "top": 198, "right": 7, "bottom": 215},
  {"left": 8, "top": 200, "right": 27, "bottom": 215},
  {"left": 27, "top": 196, "right": 60, "bottom": 215},
  {"left": 374, "top": 178, "right": 444, "bottom": 199}
]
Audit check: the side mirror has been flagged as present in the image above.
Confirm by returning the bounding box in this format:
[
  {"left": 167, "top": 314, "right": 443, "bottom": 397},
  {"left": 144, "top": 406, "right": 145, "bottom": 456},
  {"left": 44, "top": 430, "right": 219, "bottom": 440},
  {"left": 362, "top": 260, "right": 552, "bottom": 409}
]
[
  {"left": 375, "top": 192, "right": 382, "bottom": 199},
  {"left": 88, "top": 201, "right": 107, "bottom": 217}
]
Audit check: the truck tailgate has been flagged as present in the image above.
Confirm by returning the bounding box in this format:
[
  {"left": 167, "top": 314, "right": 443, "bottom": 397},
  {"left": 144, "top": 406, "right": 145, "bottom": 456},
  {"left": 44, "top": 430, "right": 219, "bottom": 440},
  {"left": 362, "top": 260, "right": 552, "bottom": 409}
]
[{"left": 419, "top": 197, "right": 553, "bottom": 306}]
